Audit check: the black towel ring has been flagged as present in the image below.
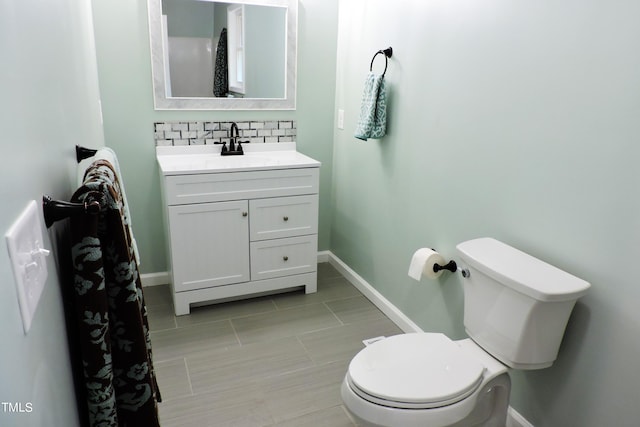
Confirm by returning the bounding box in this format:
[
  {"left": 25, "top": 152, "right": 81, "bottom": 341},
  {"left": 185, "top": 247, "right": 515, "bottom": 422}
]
[{"left": 369, "top": 47, "right": 393, "bottom": 75}]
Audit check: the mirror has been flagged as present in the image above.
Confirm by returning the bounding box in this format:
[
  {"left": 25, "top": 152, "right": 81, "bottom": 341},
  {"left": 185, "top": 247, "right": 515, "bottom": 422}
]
[{"left": 148, "top": 0, "right": 297, "bottom": 110}]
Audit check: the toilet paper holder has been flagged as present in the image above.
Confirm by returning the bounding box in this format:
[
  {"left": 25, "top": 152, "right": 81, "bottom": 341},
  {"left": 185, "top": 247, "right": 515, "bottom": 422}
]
[
  {"left": 431, "top": 252, "right": 470, "bottom": 278},
  {"left": 433, "top": 259, "right": 458, "bottom": 273}
]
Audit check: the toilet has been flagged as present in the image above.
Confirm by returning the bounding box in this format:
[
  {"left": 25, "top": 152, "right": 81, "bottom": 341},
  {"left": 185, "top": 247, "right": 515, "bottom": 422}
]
[{"left": 341, "top": 237, "right": 590, "bottom": 427}]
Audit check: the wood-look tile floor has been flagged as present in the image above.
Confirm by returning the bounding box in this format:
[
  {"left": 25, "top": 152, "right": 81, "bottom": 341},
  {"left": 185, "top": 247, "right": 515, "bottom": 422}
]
[{"left": 144, "top": 263, "right": 403, "bottom": 427}]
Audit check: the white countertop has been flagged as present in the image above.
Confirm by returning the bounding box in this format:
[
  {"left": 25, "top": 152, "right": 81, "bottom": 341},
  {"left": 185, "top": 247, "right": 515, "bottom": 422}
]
[{"left": 156, "top": 142, "right": 321, "bottom": 175}]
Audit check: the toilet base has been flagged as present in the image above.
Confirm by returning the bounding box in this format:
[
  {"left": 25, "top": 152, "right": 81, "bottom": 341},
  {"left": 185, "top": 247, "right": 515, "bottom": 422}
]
[{"left": 342, "top": 372, "right": 511, "bottom": 427}]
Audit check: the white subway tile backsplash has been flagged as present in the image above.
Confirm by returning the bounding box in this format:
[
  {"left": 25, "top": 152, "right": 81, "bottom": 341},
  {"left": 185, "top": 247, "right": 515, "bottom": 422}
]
[{"left": 154, "top": 120, "right": 297, "bottom": 146}]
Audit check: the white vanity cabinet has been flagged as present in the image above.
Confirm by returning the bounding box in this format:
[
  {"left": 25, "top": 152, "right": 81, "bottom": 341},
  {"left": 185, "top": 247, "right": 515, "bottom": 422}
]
[{"left": 157, "top": 144, "right": 320, "bottom": 315}]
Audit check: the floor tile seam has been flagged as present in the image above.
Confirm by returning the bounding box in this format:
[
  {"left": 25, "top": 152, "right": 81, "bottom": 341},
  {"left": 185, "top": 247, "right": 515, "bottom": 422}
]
[
  {"left": 229, "top": 316, "right": 242, "bottom": 347},
  {"left": 267, "top": 404, "right": 356, "bottom": 427},
  {"left": 319, "top": 293, "right": 364, "bottom": 306},
  {"left": 323, "top": 301, "right": 346, "bottom": 326},
  {"left": 182, "top": 356, "right": 195, "bottom": 397},
  {"left": 174, "top": 305, "right": 279, "bottom": 329},
  {"left": 159, "top": 341, "right": 239, "bottom": 365},
  {"left": 144, "top": 299, "right": 173, "bottom": 310},
  {"left": 148, "top": 321, "right": 179, "bottom": 333},
  {"left": 294, "top": 335, "right": 320, "bottom": 367},
  {"left": 153, "top": 354, "right": 191, "bottom": 366},
  {"left": 230, "top": 300, "right": 339, "bottom": 334},
  {"left": 151, "top": 315, "right": 232, "bottom": 336},
  {"left": 251, "top": 363, "right": 324, "bottom": 393},
  {"left": 150, "top": 318, "right": 239, "bottom": 346},
  {"left": 340, "top": 404, "right": 360, "bottom": 426}
]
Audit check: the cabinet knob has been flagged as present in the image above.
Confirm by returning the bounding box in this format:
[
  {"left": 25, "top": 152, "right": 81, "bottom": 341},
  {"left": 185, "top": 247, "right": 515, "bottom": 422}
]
[
  {"left": 283, "top": 216, "right": 289, "bottom": 221},
  {"left": 283, "top": 255, "right": 289, "bottom": 261},
  {"left": 242, "top": 211, "right": 248, "bottom": 217}
]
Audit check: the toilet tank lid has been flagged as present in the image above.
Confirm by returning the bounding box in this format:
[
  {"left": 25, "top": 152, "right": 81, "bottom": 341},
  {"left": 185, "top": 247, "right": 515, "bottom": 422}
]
[{"left": 456, "top": 238, "right": 590, "bottom": 302}]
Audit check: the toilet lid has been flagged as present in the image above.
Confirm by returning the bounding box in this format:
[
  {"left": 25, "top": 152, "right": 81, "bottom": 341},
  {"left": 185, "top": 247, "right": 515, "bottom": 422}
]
[{"left": 347, "top": 333, "right": 485, "bottom": 409}]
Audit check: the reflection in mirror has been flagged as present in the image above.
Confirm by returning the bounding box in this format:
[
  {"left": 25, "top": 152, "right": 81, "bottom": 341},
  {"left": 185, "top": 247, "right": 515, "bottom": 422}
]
[{"left": 148, "top": 0, "right": 297, "bottom": 110}]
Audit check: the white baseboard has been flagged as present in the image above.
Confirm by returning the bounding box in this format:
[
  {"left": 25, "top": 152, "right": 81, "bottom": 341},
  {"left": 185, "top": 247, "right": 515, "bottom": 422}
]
[
  {"left": 323, "top": 252, "right": 423, "bottom": 334},
  {"left": 507, "top": 407, "right": 535, "bottom": 427},
  {"left": 141, "top": 271, "right": 169, "bottom": 287},
  {"left": 317, "top": 250, "right": 331, "bottom": 263}
]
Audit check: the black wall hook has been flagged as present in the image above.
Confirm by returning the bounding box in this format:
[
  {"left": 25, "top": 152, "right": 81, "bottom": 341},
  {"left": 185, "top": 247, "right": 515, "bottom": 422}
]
[
  {"left": 76, "top": 145, "right": 98, "bottom": 163},
  {"left": 370, "top": 47, "right": 393, "bottom": 75},
  {"left": 43, "top": 145, "right": 101, "bottom": 228}
]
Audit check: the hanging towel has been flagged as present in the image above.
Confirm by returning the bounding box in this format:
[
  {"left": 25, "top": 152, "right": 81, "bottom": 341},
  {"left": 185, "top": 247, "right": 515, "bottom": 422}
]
[
  {"left": 213, "top": 28, "right": 228, "bottom": 97},
  {"left": 78, "top": 147, "right": 141, "bottom": 267},
  {"left": 354, "top": 72, "right": 387, "bottom": 140},
  {"left": 70, "top": 160, "right": 161, "bottom": 427}
]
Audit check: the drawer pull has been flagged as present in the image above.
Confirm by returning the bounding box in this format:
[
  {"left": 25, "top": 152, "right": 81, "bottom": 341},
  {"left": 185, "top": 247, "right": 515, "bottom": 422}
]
[
  {"left": 283, "top": 216, "right": 289, "bottom": 221},
  {"left": 242, "top": 211, "right": 248, "bottom": 217},
  {"left": 283, "top": 255, "right": 289, "bottom": 261}
]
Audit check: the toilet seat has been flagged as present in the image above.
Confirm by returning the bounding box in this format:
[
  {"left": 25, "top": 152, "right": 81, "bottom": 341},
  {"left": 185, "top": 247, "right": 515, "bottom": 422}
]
[{"left": 347, "top": 333, "right": 486, "bottom": 409}]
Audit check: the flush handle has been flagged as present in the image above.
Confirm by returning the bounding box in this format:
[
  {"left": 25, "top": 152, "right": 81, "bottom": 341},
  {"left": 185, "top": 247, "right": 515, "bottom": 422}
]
[
  {"left": 283, "top": 216, "right": 289, "bottom": 221},
  {"left": 283, "top": 256, "right": 289, "bottom": 261}
]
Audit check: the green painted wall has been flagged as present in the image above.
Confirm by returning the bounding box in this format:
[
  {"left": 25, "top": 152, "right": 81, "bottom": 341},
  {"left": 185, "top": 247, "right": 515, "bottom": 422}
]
[
  {"left": 0, "top": 1, "right": 105, "bottom": 426},
  {"left": 332, "top": 0, "right": 640, "bottom": 425},
  {"left": 92, "top": 0, "right": 338, "bottom": 274}
]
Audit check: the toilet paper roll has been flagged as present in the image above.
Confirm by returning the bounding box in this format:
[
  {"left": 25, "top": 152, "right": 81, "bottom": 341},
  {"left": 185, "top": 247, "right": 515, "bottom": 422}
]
[{"left": 408, "top": 248, "right": 446, "bottom": 280}]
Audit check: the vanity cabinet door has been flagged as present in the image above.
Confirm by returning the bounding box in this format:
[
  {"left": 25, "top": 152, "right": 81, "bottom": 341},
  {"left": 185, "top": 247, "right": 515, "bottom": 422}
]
[{"left": 168, "top": 200, "right": 250, "bottom": 293}]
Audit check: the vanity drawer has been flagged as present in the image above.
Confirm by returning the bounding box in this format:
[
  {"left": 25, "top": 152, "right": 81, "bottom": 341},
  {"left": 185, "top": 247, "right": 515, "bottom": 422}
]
[
  {"left": 250, "top": 235, "right": 318, "bottom": 281},
  {"left": 249, "top": 195, "right": 318, "bottom": 241},
  {"left": 165, "top": 168, "right": 319, "bottom": 206}
]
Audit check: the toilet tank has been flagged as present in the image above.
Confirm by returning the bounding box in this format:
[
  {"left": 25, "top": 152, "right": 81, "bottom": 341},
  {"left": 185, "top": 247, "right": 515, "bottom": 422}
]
[{"left": 456, "top": 238, "right": 590, "bottom": 370}]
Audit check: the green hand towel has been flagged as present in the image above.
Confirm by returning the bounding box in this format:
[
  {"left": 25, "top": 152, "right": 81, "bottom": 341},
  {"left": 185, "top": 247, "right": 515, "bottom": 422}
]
[{"left": 354, "top": 72, "right": 387, "bottom": 140}]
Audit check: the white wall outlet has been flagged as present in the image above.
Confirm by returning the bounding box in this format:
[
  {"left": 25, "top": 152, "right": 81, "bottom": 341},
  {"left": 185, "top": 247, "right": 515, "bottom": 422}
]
[
  {"left": 5, "top": 200, "right": 50, "bottom": 334},
  {"left": 337, "top": 108, "right": 345, "bottom": 130}
]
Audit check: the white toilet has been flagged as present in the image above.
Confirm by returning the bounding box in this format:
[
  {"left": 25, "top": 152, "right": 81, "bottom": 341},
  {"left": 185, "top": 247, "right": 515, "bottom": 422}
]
[{"left": 341, "top": 237, "right": 590, "bottom": 427}]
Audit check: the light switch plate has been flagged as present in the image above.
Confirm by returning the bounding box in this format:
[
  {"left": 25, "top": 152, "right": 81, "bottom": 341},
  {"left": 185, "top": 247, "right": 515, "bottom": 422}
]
[
  {"left": 5, "top": 200, "right": 50, "bottom": 334},
  {"left": 337, "top": 109, "right": 345, "bottom": 130}
]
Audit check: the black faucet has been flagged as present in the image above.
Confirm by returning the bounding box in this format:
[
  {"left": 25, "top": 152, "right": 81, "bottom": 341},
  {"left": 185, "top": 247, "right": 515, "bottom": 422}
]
[{"left": 222, "top": 122, "right": 244, "bottom": 156}]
